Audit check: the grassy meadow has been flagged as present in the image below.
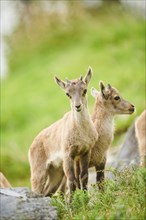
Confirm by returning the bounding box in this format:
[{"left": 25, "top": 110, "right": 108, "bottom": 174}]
[
  {"left": 1, "top": 3, "right": 145, "bottom": 217},
  {"left": 52, "top": 168, "right": 146, "bottom": 220}
]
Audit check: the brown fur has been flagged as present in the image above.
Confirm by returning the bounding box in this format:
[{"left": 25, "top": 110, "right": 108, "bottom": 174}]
[{"left": 135, "top": 110, "right": 146, "bottom": 167}]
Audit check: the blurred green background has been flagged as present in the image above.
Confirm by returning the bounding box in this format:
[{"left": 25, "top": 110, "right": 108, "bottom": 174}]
[{"left": 1, "top": 1, "right": 145, "bottom": 187}]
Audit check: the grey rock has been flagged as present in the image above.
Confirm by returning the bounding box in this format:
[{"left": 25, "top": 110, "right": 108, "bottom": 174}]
[{"left": 0, "top": 187, "right": 57, "bottom": 220}]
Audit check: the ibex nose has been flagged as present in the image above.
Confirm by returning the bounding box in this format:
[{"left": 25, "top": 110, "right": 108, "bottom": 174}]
[
  {"left": 129, "top": 104, "right": 135, "bottom": 113},
  {"left": 75, "top": 104, "right": 81, "bottom": 112},
  {"left": 75, "top": 104, "right": 81, "bottom": 109}
]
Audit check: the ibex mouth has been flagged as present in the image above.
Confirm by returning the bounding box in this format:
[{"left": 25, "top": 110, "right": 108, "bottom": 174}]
[{"left": 76, "top": 108, "right": 81, "bottom": 112}]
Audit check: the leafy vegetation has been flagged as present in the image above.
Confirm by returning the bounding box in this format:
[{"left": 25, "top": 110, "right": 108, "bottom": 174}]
[
  {"left": 52, "top": 168, "right": 145, "bottom": 220},
  {"left": 1, "top": 3, "right": 145, "bottom": 188}
]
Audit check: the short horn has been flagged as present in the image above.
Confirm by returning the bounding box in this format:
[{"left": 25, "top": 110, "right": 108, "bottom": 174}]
[
  {"left": 107, "top": 84, "right": 111, "bottom": 89},
  {"left": 66, "top": 78, "right": 71, "bottom": 84},
  {"left": 79, "top": 76, "right": 83, "bottom": 81}
]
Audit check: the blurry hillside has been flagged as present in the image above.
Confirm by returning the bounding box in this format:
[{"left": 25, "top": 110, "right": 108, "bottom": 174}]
[{"left": 1, "top": 1, "right": 145, "bottom": 186}]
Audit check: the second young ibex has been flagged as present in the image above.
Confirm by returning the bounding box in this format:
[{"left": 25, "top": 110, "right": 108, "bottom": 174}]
[
  {"left": 28, "top": 68, "right": 98, "bottom": 198},
  {"left": 89, "top": 81, "right": 135, "bottom": 188}
]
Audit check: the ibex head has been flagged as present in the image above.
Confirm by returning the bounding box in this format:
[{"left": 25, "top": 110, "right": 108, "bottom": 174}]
[
  {"left": 55, "top": 67, "right": 92, "bottom": 112},
  {"left": 91, "top": 81, "right": 135, "bottom": 115}
]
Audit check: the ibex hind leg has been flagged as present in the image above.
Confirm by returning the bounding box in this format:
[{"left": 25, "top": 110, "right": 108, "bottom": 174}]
[
  {"left": 43, "top": 167, "right": 65, "bottom": 196},
  {"left": 29, "top": 145, "right": 49, "bottom": 195},
  {"left": 31, "top": 162, "right": 48, "bottom": 195},
  {"left": 56, "top": 175, "right": 67, "bottom": 194}
]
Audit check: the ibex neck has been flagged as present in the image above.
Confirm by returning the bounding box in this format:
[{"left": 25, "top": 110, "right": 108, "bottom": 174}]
[
  {"left": 92, "top": 97, "right": 114, "bottom": 129},
  {"left": 72, "top": 106, "right": 91, "bottom": 125}
]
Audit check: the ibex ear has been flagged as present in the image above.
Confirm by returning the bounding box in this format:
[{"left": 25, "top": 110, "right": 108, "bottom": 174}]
[
  {"left": 91, "top": 87, "right": 98, "bottom": 98},
  {"left": 99, "top": 81, "right": 108, "bottom": 100},
  {"left": 83, "top": 67, "right": 92, "bottom": 86},
  {"left": 54, "top": 76, "right": 66, "bottom": 90}
]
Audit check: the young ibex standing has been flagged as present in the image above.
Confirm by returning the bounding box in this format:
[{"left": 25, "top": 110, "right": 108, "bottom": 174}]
[
  {"left": 89, "top": 81, "right": 135, "bottom": 188},
  {"left": 28, "top": 68, "right": 98, "bottom": 198},
  {"left": 135, "top": 110, "right": 146, "bottom": 167}
]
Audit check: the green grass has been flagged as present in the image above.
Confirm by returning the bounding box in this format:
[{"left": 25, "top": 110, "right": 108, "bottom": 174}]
[
  {"left": 51, "top": 168, "right": 145, "bottom": 220},
  {"left": 1, "top": 3, "right": 145, "bottom": 186}
]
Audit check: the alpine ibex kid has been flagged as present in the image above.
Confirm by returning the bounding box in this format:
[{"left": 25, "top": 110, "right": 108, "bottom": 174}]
[
  {"left": 89, "top": 81, "right": 135, "bottom": 188},
  {"left": 28, "top": 68, "right": 98, "bottom": 198}
]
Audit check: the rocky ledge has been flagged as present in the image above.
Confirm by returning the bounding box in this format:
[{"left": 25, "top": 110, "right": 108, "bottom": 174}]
[{"left": 0, "top": 187, "right": 57, "bottom": 220}]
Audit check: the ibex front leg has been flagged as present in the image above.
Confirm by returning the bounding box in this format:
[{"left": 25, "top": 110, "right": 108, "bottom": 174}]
[
  {"left": 63, "top": 156, "right": 76, "bottom": 198},
  {"left": 95, "top": 158, "right": 106, "bottom": 191},
  {"left": 74, "top": 160, "right": 81, "bottom": 189},
  {"left": 80, "top": 152, "right": 90, "bottom": 191}
]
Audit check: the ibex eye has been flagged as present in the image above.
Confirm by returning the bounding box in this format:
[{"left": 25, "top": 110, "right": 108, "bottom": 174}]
[
  {"left": 83, "top": 89, "right": 87, "bottom": 96},
  {"left": 66, "top": 93, "right": 71, "bottom": 99},
  {"left": 114, "top": 96, "right": 120, "bottom": 100}
]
